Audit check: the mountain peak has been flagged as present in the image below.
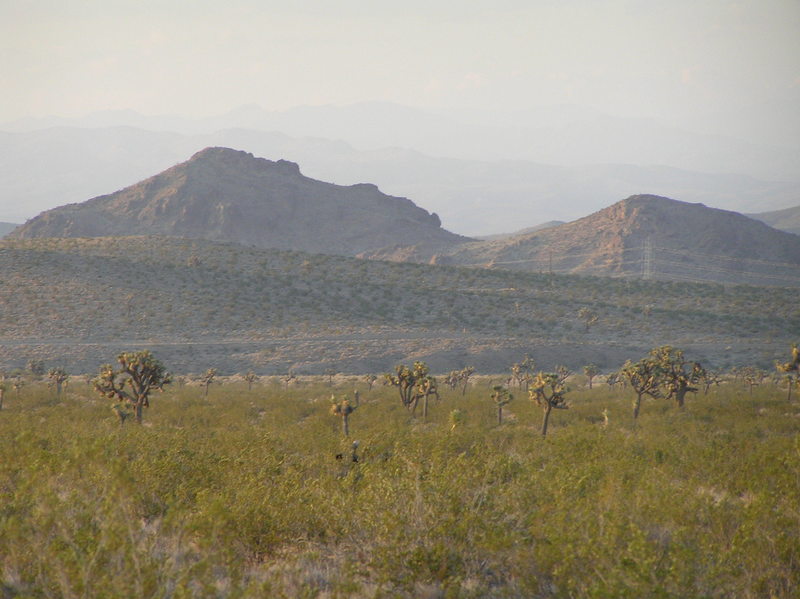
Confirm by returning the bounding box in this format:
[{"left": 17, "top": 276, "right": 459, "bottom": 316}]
[
  {"left": 9, "top": 148, "right": 466, "bottom": 255},
  {"left": 187, "top": 146, "right": 301, "bottom": 174},
  {"left": 375, "top": 193, "right": 800, "bottom": 286}
]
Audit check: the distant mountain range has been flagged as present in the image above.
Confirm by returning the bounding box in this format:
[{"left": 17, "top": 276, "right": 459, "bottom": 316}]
[
  {"left": 9, "top": 147, "right": 465, "bottom": 256},
  {"left": 5, "top": 102, "right": 799, "bottom": 181},
  {"left": 2, "top": 107, "right": 800, "bottom": 236},
  {"left": 9, "top": 149, "right": 800, "bottom": 287}
]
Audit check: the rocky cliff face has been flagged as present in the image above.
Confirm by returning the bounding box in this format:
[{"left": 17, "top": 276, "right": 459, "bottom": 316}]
[{"left": 10, "top": 147, "right": 468, "bottom": 256}]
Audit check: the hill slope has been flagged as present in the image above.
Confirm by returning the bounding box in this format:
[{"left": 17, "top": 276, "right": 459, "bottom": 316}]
[
  {"left": 9, "top": 147, "right": 466, "bottom": 256},
  {"left": 0, "top": 236, "right": 795, "bottom": 373},
  {"left": 366, "top": 195, "right": 800, "bottom": 287},
  {"left": 748, "top": 205, "right": 800, "bottom": 236}
]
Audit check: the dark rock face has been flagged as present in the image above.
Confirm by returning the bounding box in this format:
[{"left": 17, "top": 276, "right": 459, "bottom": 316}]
[{"left": 10, "top": 147, "right": 468, "bottom": 256}]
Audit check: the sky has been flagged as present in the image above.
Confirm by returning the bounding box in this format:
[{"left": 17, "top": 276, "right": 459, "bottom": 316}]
[{"left": 2, "top": 0, "right": 799, "bottom": 133}]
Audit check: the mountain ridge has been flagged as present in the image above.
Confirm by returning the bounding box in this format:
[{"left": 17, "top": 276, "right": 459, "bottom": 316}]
[
  {"left": 363, "top": 195, "right": 800, "bottom": 287},
  {"left": 9, "top": 147, "right": 467, "bottom": 256},
  {"left": 3, "top": 126, "right": 799, "bottom": 235}
]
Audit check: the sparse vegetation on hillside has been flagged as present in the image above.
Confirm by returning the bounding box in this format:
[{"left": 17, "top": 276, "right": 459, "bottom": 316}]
[{"left": 0, "top": 236, "right": 797, "bottom": 373}]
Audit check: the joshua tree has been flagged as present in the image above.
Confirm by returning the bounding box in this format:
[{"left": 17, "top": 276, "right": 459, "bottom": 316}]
[
  {"left": 619, "top": 357, "right": 663, "bottom": 419},
  {"left": 702, "top": 369, "right": 723, "bottom": 395},
  {"left": 385, "top": 361, "right": 433, "bottom": 414},
  {"left": 444, "top": 370, "right": 460, "bottom": 391},
  {"left": 48, "top": 367, "right": 69, "bottom": 397},
  {"left": 583, "top": 364, "right": 600, "bottom": 389},
  {"left": 529, "top": 370, "right": 569, "bottom": 437},
  {"left": 458, "top": 366, "right": 475, "bottom": 396},
  {"left": 12, "top": 375, "right": 24, "bottom": 399},
  {"left": 244, "top": 371, "right": 258, "bottom": 391},
  {"left": 416, "top": 374, "right": 440, "bottom": 420},
  {"left": 330, "top": 390, "right": 360, "bottom": 437},
  {"left": 283, "top": 371, "right": 297, "bottom": 389},
  {"left": 200, "top": 368, "right": 217, "bottom": 397},
  {"left": 577, "top": 307, "right": 599, "bottom": 332},
  {"left": 445, "top": 366, "right": 474, "bottom": 395},
  {"left": 0, "top": 378, "right": 5, "bottom": 410},
  {"left": 92, "top": 350, "right": 171, "bottom": 425},
  {"left": 650, "top": 346, "right": 705, "bottom": 409},
  {"left": 324, "top": 368, "right": 337, "bottom": 386},
  {"left": 776, "top": 344, "right": 800, "bottom": 401},
  {"left": 490, "top": 385, "right": 513, "bottom": 425},
  {"left": 27, "top": 359, "right": 45, "bottom": 377},
  {"left": 385, "top": 364, "right": 416, "bottom": 410},
  {"left": 510, "top": 354, "right": 535, "bottom": 391},
  {"left": 606, "top": 371, "right": 624, "bottom": 389},
  {"left": 741, "top": 366, "right": 766, "bottom": 395},
  {"left": 363, "top": 374, "right": 377, "bottom": 392}
]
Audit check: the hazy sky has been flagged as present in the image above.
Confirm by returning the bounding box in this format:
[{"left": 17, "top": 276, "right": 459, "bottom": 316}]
[{"left": 2, "top": 0, "right": 798, "bottom": 127}]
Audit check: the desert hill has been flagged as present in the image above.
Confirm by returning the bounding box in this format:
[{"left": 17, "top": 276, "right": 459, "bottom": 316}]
[
  {"left": 748, "top": 205, "right": 800, "bottom": 236},
  {"left": 3, "top": 126, "right": 800, "bottom": 237},
  {"left": 8, "top": 147, "right": 467, "bottom": 256},
  {"left": 0, "top": 235, "right": 795, "bottom": 374},
  {"left": 366, "top": 195, "right": 800, "bottom": 287}
]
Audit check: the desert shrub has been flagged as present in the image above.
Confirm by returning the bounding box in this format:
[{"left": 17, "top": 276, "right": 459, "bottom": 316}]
[{"left": 1, "top": 378, "right": 798, "bottom": 597}]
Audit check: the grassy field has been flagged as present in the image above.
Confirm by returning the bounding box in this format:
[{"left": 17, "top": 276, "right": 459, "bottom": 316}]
[{"left": 1, "top": 376, "right": 798, "bottom": 598}]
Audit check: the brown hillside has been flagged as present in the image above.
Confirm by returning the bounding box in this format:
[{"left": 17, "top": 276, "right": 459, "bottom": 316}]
[
  {"left": 9, "top": 147, "right": 468, "bottom": 256},
  {"left": 368, "top": 195, "right": 800, "bottom": 286}
]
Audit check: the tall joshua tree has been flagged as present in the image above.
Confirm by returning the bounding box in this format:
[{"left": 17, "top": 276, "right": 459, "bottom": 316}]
[
  {"left": 330, "top": 390, "right": 360, "bottom": 437},
  {"left": 490, "top": 385, "right": 513, "bottom": 425},
  {"left": 510, "top": 354, "right": 535, "bottom": 391},
  {"left": 619, "top": 357, "right": 663, "bottom": 419},
  {"left": 93, "top": 350, "right": 171, "bottom": 424},
  {"left": 583, "top": 363, "right": 600, "bottom": 389},
  {"left": 529, "top": 370, "right": 569, "bottom": 436},
  {"left": 200, "top": 368, "right": 216, "bottom": 397},
  {"left": 48, "top": 367, "right": 69, "bottom": 397},
  {"left": 385, "top": 361, "right": 434, "bottom": 415},
  {"left": 244, "top": 371, "right": 258, "bottom": 391},
  {"left": 650, "top": 346, "right": 705, "bottom": 409},
  {"left": 457, "top": 366, "right": 475, "bottom": 396},
  {"left": 416, "top": 374, "right": 439, "bottom": 421}
]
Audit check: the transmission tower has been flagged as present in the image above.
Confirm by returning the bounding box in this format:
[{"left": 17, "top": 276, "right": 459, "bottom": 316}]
[{"left": 642, "top": 236, "right": 653, "bottom": 280}]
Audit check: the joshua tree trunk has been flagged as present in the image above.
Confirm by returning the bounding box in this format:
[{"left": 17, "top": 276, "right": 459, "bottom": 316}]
[
  {"left": 134, "top": 401, "right": 143, "bottom": 425},
  {"left": 422, "top": 393, "right": 429, "bottom": 421},
  {"left": 0, "top": 388, "right": 4, "bottom": 410},
  {"left": 342, "top": 413, "right": 349, "bottom": 437},
  {"left": 498, "top": 405, "right": 503, "bottom": 425},
  {"left": 633, "top": 393, "right": 643, "bottom": 419},
  {"left": 541, "top": 404, "right": 553, "bottom": 436},
  {"left": 674, "top": 387, "right": 687, "bottom": 408}
]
